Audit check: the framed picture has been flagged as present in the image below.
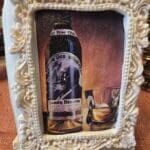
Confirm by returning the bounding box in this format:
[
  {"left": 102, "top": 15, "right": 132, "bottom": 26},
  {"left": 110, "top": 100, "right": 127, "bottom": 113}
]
[{"left": 2, "top": 0, "right": 149, "bottom": 149}]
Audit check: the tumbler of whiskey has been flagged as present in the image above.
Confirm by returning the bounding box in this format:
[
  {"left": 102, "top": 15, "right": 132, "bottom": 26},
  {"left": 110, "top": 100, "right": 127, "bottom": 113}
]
[{"left": 85, "top": 87, "right": 120, "bottom": 131}]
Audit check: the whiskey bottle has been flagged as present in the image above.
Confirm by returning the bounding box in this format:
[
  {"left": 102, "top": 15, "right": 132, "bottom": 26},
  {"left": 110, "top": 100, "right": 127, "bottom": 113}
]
[{"left": 46, "top": 12, "right": 82, "bottom": 134}]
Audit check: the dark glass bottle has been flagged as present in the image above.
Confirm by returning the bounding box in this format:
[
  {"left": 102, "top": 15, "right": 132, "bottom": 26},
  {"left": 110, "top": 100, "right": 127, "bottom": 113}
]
[{"left": 46, "top": 13, "right": 82, "bottom": 134}]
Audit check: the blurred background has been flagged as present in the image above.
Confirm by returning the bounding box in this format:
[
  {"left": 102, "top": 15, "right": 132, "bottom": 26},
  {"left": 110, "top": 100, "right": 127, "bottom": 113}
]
[
  {"left": 0, "top": 1, "right": 149, "bottom": 149},
  {"left": 0, "top": 1, "right": 17, "bottom": 150},
  {"left": 142, "top": 14, "right": 150, "bottom": 92}
]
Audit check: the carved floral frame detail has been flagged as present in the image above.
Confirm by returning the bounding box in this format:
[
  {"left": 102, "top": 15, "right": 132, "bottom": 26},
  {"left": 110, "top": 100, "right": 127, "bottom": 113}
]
[{"left": 7, "top": 0, "right": 150, "bottom": 149}]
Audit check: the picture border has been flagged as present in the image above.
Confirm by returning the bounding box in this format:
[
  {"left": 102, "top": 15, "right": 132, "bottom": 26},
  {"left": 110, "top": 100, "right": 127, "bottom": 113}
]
[{"left": 4, "top": 0, "right": 150, "bottom": 149}]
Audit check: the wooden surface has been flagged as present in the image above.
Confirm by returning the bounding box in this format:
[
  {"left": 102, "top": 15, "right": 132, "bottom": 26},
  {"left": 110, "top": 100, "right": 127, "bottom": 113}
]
[
  {"left": 36, "top": 11, "right": 124, "bottom": 115},
  {"left": 0, "top": 79, "right": 16, "bottom": 150},
  {"left": 135, "top": 91, "right": 150, "bottom": 150},
  {"left": 0, "top": 78, "right": 150, "bottom": 149}
]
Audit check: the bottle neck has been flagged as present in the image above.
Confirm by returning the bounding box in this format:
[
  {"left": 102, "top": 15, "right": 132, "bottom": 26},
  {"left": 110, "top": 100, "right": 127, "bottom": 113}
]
[
  {"left": 51, "top": 22, "right": 77, "bottom": 37},
  {"left": 53, "top": 22, "right": 72, "bottom": 30}
]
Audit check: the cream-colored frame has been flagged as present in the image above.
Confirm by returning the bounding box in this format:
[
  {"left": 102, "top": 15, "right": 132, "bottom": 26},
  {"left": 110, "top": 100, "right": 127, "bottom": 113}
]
[{"left": 2, "top": 0, "right": 150, "bottom": 150}]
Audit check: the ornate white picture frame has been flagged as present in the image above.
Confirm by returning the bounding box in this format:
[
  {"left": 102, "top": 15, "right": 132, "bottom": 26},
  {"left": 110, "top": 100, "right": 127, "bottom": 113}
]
[{"left": 2, "top": 0, "right": 150, "bottom": 150}]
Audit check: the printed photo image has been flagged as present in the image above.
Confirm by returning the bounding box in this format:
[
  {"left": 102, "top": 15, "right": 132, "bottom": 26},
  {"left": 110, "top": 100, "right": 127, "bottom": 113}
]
[{"left": 35, "top": 10, "right": 124, "bottom": 133}]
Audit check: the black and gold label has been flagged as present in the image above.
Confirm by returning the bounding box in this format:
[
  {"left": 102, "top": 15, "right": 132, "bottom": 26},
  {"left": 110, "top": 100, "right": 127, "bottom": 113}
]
[{"left": 46, "top": 52, "right": 82, "bottom": 120}]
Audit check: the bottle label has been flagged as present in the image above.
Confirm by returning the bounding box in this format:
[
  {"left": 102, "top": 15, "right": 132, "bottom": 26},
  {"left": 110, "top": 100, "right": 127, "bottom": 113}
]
[
  {"left": 50, "top": 29, "right": 77, "bottom": 37},
  {"left": 47, "top": 52, "right": 82, "bottom": 120}
]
